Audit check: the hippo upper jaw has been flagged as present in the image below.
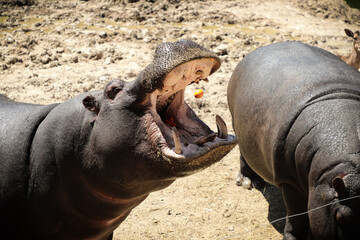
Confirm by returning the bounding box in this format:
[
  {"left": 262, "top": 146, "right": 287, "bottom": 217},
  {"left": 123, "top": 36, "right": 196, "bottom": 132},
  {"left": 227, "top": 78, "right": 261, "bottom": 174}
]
[{"left": 141, "top": 57, "right": 237, "bottom": 177}]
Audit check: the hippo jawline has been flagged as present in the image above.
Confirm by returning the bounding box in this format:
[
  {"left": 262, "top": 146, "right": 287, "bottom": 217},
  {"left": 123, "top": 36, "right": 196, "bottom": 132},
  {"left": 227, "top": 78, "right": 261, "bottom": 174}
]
[{"left": 144, "top": 58, "right": 237, "bottom": 164}]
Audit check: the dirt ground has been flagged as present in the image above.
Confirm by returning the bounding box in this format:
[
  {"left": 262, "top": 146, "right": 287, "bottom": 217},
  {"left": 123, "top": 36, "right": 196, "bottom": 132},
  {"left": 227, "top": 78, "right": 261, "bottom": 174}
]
[{"left": 1, "top": 0, "right": 359, "bottom": 239}]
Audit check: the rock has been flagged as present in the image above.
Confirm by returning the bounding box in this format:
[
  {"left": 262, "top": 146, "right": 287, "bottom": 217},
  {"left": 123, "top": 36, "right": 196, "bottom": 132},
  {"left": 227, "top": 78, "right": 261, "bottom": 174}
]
[
  {"left": 71, "top": 56, "right": 79, "bottom": 63},
  {"left": 215, "top": 44, "right": 228, "bottom": 56},
  {"left": 104, "top": 57, "right": 112, "bottom": 65},
  {"left": 227, "top": 19, "right": 235, "bottom": 24},
  {"left": 99, "top": 31, "right": 107, "bottom": 38},
  {"left": 56, "top": 48, "right": 65, "bottom": 54},
  {"left": 99, "top": 75, "right": 108, "bottom": 83},
  {"left": 176, "top": 16, "right": 185, "bottom": 23},
  {"left": 29, "top": 54, "right": 37, "bottom": 61},
  {"left": 40, "top": 56, "right": 51, "bottom": 65},
  {"left": 1, "top": 64, "right": 9, "bottom": 70},
  {"left": 81, "top": 47, "right": 91, "bottom": 58},
  {"left": 82, "top": 83, "right": 95, "bottom": 92},
  {"left": 244, "top": 40, "right": 251, "bottom": 45},
  {"left": 6, "top": 36, "right": 14, "bottom": 44},
  {"left": 90, "top": 51, "right": 103, "bottom": 60},
  {"left": 143, "top": 36, "right": 152, "bottom": 43},
  {"left": 40, "top": 49, "right": 52, "bottom": 57},
  {"left": 49, "top": 62, "right": 59, "bottom": 68},
  {"left": 215, "top": 35, "right": 224, "bottom": 41},
  {"left": 7, "top": 57, "right": 23, "bottom": 65},
  {"left": 114, "top": 52, "right": 123, "bottom": 61},
  {"left": 21, "top": 38, "right": 37, "bottom": 50}
]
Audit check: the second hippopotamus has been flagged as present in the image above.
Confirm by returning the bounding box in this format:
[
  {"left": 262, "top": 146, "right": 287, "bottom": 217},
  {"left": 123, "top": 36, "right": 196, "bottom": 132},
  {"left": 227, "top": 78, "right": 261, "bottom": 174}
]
[{"left": 228, "top": 41, "right": 360, "bottom": 239}]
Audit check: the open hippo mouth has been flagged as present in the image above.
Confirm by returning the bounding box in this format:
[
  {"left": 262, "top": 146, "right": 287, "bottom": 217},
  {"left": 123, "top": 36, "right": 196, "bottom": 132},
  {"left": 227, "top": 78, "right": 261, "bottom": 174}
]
[{"left": 145, "top": 57, "right": 237, "bottom": 169}]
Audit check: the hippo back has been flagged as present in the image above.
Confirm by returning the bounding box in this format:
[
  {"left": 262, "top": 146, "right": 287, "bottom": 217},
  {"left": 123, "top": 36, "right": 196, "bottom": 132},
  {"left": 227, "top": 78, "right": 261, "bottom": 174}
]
[
  {"left": 227, "top": 41, "right": 360, "bottom": 186},
  {"left": 0, "top": 95, "right": 58, "bottom": 232}
]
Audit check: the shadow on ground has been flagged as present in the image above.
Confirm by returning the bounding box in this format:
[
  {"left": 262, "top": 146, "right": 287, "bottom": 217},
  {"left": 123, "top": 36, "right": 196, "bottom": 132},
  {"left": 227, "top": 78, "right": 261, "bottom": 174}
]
[{"left": 257, "top": 183, "right": 287, "bottom": 234}]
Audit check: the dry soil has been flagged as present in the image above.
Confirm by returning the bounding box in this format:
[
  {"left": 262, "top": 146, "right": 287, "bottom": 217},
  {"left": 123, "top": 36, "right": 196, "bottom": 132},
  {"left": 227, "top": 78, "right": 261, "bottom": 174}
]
[{"left": 1, "top": 0, "right": 359, "bottom": 239}]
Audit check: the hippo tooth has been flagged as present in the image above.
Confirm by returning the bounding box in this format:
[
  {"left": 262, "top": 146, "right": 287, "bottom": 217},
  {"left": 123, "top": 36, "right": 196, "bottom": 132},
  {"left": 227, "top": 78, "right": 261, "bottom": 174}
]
[
  {"left": 172, "top": 127, "right": 182, "bottom": 154},
  {"left": 194, "top": 133, "right": 217, "bottom": 146},
  {"left": 216, "top": 115, "right": 228, "bottom": 139},
  {"left": 202, "top": 78, "right": 209, "bottom": 82}
]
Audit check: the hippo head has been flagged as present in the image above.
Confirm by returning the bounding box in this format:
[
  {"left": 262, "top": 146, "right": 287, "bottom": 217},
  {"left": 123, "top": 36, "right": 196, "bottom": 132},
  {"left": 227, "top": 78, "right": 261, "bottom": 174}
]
[
  {"left": 81, "top": 40, "right": 237, "bottom": 197},
  {"left": 308, "top": 162, "right": 360, "bottom": 239}
]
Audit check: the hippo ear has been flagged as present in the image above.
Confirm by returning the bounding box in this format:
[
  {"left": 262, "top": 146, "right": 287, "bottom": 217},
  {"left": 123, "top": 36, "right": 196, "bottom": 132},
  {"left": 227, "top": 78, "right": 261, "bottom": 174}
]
[
  {"left": 332, "top": 176, "right": 348, "bottom": 198},
  {"left": 104, "top": 79, "right": 125, "bottom": 100},
  {"left": 344, "top": 29, "right": 354, "bottom": 38},
  {"left": 83, "top": 95, "right": 100, "bottom": 114}
]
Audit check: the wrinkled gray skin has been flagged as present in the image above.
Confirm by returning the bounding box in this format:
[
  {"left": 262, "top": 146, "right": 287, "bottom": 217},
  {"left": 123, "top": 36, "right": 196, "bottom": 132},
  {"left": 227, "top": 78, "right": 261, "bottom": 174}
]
[
  {"left": 228, "top": 41, "right": 360, "bottom": 239},
  {"left": 0, "top": 40, "right": 237, "bottom": 240}
]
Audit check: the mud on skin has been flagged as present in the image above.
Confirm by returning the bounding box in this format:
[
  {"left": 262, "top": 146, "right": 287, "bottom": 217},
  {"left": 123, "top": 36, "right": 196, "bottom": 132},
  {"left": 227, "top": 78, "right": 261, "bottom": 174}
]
[{"left": 0, "top": 40, "right": 237, "bottom": 240}]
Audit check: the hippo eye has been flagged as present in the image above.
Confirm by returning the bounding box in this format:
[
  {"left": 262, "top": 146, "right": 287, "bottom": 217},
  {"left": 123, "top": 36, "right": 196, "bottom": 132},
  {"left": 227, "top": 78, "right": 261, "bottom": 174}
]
[{"left": 104, "top": 79, "right": 125, "bottom": 100}]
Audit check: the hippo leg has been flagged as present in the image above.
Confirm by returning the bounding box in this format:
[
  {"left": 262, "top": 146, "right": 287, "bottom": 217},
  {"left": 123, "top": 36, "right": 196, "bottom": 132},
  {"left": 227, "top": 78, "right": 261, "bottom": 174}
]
[
  {"left": 236, "top": 154, "right": 265, "bottom": 189},
  {"left": 282, "top": 184, "right": 310, "bottom": 239}
]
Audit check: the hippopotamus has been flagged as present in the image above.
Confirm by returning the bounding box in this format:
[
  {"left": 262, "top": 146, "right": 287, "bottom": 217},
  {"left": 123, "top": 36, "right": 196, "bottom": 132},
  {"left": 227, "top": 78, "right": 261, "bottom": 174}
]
[
  {"left": 0, "top": 40, "right": 237, "bottom": 240},
  {"left": 227, "top": 41, "right": 360, "bottom": 239}
]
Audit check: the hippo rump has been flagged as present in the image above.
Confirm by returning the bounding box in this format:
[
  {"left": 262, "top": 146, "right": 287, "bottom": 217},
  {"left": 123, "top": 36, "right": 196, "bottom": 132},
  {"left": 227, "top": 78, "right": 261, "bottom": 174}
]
[
  {"left": 0, "top": 40, "right": 237, "bottom": 240},
  {"left": 227, "top": 41, "right": 360, "bottom": 239}
]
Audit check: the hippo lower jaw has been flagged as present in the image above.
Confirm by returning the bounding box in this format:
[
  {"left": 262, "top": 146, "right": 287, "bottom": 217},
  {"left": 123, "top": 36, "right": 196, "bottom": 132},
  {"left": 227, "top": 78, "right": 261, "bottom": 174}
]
[{"left": 144, "top": 58, "right": 237, "bottom": 174}]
